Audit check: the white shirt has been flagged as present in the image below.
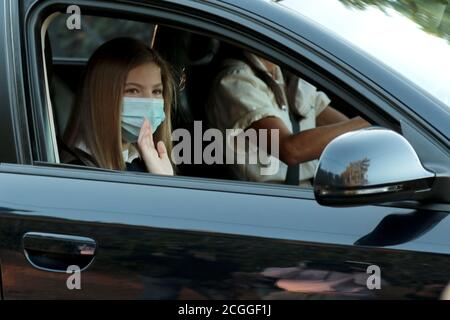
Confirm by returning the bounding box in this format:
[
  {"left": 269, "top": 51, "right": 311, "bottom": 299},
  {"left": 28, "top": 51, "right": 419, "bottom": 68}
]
[
  {"left": 206, "top": 53, "right": 331, "bottom": 186},
  {"left": 122, "top": 145, "right": 140, "bottom": 164}
]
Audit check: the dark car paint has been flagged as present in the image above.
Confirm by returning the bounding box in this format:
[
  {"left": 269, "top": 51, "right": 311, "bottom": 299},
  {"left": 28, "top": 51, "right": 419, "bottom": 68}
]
[
  {"left": 0, "top": 0, "right": 449, "bottom": 300},
  {"left": 1, "top": 166, "right": 450, "bottom": 299}
]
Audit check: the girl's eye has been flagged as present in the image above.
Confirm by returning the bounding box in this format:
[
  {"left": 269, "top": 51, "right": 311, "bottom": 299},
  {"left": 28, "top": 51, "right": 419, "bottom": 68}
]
[
  {"left": 153, "top": 89, "right": 163, "bottom": 96},
  {"left": 125, "top": 88, "right": 139, "bottom": 95}
]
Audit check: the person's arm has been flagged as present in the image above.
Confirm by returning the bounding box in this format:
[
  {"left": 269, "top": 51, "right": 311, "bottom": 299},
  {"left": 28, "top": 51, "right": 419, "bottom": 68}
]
[
  {"left": 316, "top": 106, "right": 349, "bottom": 126},
  {"left": 248, "top": 116, "right": 370, "bottom": 166}
]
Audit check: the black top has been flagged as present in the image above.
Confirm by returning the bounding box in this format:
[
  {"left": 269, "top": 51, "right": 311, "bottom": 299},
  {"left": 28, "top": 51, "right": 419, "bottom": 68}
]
[
  {"left": 59, "top": 140, "right": 147, "bottom": 173},
  {"left": 125, "top": 158, "right": 147, "bottom": 172}
]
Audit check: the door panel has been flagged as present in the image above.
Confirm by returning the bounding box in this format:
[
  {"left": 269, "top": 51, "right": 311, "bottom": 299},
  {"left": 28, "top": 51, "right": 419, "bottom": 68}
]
[{"left": 0, "top": 168, "right": 449, "bottom": 299}]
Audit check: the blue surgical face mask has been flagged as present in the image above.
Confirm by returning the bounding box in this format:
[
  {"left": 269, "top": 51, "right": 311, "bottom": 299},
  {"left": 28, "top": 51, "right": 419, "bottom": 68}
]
[{"left": 121, "top": 97, "right": 166, "bottom": 143}]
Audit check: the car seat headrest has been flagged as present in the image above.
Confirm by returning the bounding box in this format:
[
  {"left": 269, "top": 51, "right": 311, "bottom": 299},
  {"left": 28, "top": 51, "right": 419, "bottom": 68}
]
[{"left": 188, "top": 36, "right": 220, "bottom": 66}]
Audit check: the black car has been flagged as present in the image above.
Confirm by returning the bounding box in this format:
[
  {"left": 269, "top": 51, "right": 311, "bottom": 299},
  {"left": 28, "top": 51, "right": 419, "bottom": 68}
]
[{"left": 0, "top": 0, "right": 449, "bottom": 300}]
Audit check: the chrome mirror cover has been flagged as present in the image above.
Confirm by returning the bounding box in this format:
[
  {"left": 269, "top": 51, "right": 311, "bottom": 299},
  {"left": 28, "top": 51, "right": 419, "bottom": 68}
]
[{"left": 314, "top": 128, "right": 435, "bottom": 206}]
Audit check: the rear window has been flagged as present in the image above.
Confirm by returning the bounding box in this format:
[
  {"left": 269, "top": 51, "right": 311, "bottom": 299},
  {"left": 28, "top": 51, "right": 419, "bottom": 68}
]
[{"left": 48, "top": 15, "right": 155, "bottom": 60}]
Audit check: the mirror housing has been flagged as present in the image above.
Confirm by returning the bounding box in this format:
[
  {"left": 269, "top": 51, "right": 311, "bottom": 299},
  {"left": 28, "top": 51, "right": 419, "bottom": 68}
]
[{"left": 314, "top": 127, "right": 435, "bottom": 206}]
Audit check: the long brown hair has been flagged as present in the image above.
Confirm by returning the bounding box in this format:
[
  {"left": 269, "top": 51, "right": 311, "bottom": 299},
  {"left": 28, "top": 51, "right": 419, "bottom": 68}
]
[{"left": 65, "top": 37, "right": 175, "bottom": 170}]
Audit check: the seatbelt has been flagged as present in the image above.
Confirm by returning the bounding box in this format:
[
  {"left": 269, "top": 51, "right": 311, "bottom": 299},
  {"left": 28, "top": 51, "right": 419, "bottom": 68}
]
[{"left": 285, "top": 111, "right": 300, "bottom": 185}]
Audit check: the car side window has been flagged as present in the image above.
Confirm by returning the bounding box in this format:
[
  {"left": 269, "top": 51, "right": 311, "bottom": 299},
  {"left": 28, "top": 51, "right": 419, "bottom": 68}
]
[{"left": 41, "top": 11, "right": 380, "bottom": 191}]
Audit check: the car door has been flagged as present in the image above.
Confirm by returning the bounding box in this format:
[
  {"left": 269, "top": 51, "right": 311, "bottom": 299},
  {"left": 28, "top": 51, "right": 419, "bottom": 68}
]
[
  {"left": 1, "top": 0, "right": 449, "bottom": 300},
  {"left": 1, "top": 163, "right": 450, "bottom": 300}
]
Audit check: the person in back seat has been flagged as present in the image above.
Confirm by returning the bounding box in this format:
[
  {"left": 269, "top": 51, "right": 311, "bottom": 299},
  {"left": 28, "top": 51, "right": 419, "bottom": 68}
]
[{"left": 62, "top": 37, "right": 175, "bottom": 175}]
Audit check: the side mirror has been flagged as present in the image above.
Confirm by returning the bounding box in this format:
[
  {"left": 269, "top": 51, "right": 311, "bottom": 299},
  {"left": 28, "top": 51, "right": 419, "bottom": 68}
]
[{"left": 314, "top": 127, "right": 435, "bottom": 206}]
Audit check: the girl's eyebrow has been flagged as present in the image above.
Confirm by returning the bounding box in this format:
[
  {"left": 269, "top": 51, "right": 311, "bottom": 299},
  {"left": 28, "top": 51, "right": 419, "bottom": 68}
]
[
  {"left": 125, "top": 82, "right": 144, "bottom": 88},
  {"left": 152, "top": 83, "right": 163, "bottom": 89}
]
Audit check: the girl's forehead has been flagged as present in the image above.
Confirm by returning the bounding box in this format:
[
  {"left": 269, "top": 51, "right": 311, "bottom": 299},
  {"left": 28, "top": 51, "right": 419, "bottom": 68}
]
[{"left": 126, "top": 62, "right": 162, "bottom": 84}]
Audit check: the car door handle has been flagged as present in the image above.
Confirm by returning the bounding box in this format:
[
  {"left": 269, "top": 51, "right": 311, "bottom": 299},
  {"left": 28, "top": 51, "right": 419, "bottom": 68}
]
[{"left": 23, "top": 232, "right": 96, "bottom": 272}]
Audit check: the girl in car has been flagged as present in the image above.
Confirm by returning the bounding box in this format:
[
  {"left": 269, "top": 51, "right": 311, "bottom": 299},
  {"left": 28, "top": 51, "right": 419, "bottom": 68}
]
[{"left": 63, "top": 37, "right": 175, "bottom": 175}]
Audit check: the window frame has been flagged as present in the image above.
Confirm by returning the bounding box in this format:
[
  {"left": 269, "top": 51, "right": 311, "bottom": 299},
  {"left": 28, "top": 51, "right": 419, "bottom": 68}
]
[
  {"left": 22, "top": 0, "right": 447, "bottom": 204},
  {"left": 0, "top": 0, "right": 32, "bottom": 165}
]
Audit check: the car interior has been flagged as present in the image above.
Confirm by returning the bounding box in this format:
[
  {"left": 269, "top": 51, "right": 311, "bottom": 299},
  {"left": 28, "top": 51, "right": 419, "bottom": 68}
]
[{"left": 41, "top": 12, "right": 391, "bottom": 186}]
